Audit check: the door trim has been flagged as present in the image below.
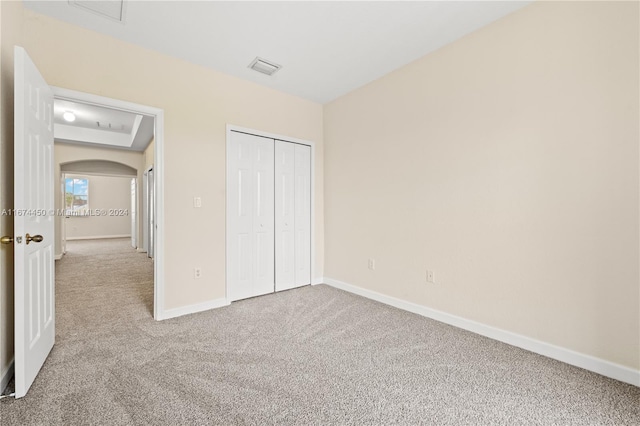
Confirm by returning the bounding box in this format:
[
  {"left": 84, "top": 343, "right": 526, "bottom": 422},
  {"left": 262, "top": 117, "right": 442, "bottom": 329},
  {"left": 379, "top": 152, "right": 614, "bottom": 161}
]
[
  {"left": 225, "top": 124, "right": 316, "bottom": 301},
  {"left": 51, "top": 87, "right": 166, "bottom": 320},
  {"left": 60, "top": 173, "right": 67, "bottom": 258},
  {"left": 141, "top": 165, "right": 153, "bottom": 254},
  {"left": 130, "top": 177, "right": 137, "bottom": 249}
]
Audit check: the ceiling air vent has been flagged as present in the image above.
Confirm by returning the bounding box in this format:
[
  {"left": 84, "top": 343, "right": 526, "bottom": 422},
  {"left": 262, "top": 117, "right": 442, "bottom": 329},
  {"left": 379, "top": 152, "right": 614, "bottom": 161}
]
[
  {"left": 248, "top": 57, "right": 282, "bottom": 76},
  {"left": 69, "top": 0, "right": 126, "bottom": 23}
]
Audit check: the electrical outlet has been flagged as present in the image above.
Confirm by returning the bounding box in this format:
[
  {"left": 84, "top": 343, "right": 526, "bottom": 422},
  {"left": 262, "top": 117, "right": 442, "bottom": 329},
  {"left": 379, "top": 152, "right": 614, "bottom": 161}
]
[
  {"left": 368, "top": 259, "right": 375, "bottom": 270},
  {"left": 194, "top": 267, "right": 202, "bottom": 279},
  {"left": 194, "top": 196, "right": 202, "bottom": 208},
  {"left": 426, "top": 270, "right": 435, "bottom": 283}
]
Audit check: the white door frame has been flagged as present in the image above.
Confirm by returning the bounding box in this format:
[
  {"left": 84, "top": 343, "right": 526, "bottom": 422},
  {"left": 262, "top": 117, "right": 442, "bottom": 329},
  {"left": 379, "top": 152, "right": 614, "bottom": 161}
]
[
  {"left": 142, "top": 166, "right": 153, "bottom": 254},
  {"left": 147, "top": 168, "right": 155, "bottom": 259},
  {"left": 60, "top": 173, "right": 67, "bottom": 257},
  {"left": 130, "top": 177, "right": 137, "bottom": 249},
  {"left": 51, "top": 87, "right": 166, "bottom": 320},
  {"left": 225, "top": 124, "right": 317, "bottom": 300}
]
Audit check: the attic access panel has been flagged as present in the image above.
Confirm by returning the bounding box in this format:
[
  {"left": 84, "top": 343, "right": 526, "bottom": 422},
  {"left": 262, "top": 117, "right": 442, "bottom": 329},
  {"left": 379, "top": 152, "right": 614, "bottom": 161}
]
[{"left": 69, "top": 0, "right": 125, "bottom": 23}]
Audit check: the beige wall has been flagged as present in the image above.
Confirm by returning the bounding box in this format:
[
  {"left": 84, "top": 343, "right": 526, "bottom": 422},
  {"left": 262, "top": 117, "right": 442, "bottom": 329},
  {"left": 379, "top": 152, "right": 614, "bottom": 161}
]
[
  {"left": 324, "top": 1, "right": 639, "bottom": 370},
  {"left": 20, "top": 7, "right": 325, "bottom": 308},
  {"left": 54, "top": 143, "right": 144, "bottom": 256},
  {"left": 64, "top": 174, "right": 132, "bottom": 240}
]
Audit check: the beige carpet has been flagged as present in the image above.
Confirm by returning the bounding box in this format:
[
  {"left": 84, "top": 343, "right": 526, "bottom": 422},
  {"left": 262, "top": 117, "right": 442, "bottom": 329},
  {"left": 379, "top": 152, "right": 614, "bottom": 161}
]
[{"left": 1, "top": 238, "right": 639, "bottom": 425}]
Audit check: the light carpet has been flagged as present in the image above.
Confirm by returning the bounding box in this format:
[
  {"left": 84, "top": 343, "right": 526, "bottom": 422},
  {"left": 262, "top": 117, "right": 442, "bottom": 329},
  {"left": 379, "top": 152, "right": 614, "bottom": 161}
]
[{"left": 1, "top": 238, "right": 638, "bottom": 425}]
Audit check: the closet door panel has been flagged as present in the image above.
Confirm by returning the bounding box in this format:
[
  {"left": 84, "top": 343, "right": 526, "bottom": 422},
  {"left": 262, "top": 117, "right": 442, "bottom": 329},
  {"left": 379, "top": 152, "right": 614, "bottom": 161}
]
[
  {"left": 253, "top": 137, "right": 275, "bottom": 296},
  {"left": 275, "top": 141, "right": 295, "bottom": 291},
  {"left": 294, "top": 144, "right": 311, "bottom": 286},
  {"left": 228, "top": 132, "right": 255, "bottom": 301},
  {"left": 228, "top": 131, "right": 274, "bottom": 301}
]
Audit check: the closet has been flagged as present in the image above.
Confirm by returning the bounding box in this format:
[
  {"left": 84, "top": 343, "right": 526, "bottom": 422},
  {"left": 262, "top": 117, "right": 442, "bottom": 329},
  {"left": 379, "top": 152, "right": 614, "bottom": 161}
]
[{"left": 227, "top": 130, "right": 311, "bottom": 301}]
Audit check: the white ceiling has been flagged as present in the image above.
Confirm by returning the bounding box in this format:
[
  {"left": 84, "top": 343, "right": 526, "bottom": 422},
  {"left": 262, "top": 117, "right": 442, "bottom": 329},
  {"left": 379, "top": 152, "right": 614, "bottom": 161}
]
[
  {"left": 55, "top": 99, "right": 137, "bottom": 134},
  {"left": 54, "top": 100, "right": 154, "bottom": 151},
  {"left": 24, "top": 1, "right": 531, "bottom": 104}
]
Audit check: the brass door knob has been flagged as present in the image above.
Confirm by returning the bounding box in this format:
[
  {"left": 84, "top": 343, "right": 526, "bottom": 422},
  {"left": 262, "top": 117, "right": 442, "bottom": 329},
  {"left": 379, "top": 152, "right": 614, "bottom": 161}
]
[
  {"left": 0, "top": 236, "right": 13, "bottom": 244},
  {"left": 25, "top": 233, "right": 43, "bottom": 244}
]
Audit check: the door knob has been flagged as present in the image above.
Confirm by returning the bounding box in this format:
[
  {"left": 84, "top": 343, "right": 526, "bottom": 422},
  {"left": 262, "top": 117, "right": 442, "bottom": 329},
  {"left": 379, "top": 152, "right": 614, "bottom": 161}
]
[
  {"left": 0, "top": 236, "right": 13, "bottom": 244},
  {"left": 25, "top": 233, "right": 43, "bottom": 245}
]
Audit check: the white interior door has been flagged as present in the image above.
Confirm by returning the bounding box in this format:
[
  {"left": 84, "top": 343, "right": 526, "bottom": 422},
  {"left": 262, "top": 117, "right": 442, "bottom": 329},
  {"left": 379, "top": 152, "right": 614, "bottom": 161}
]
[
  {"left": 294, "top": 144, "right": 311, "bottom": 286},
  {"left": 274, "top": 141, "right": 295, "bottom": 290},
  {"left": 14, "top": 46, "right": 55, "bottom": 398},
  {"left": 227, "top": 131, "right": 274, "bottom": 301},
  {"left": 130, "top": 178, "right": 137, "bottom": 248}
]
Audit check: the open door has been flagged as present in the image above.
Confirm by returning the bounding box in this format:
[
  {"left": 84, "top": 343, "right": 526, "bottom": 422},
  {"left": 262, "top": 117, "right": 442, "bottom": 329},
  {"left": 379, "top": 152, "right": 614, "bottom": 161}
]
[{"left": 14, "top": 46, "right": 55, "bottom": 398}]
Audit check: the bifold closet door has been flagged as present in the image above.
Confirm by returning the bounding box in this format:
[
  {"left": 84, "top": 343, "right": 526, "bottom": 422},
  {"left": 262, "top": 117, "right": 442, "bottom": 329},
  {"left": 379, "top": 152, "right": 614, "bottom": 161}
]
[
  {"left": 274, "top": 142, "right": 295, "bottom": 289},
  {"left": 275, "top": 141, "right": 311, "bottom": 291},
  {"left": 228, "top": 131, "right": 275, "bottom": 301},
  {"left": 293, "top": 144, "right": 311, "bottom": 286}
]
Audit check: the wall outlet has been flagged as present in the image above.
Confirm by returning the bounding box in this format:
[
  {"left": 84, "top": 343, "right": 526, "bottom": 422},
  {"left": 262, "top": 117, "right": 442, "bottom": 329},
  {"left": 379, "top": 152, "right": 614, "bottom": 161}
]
[
  {"left": 194, "top": 196, "right": 202, "bottom": 208},
  {"left": 426, "top": 270, "right": 435, "bottom": 283},
  {"left": 194, "top": 267, "right": 202, "bottom": 279},
  {"left": 368, "top": 258, "right": 375, "bottom": 270}
]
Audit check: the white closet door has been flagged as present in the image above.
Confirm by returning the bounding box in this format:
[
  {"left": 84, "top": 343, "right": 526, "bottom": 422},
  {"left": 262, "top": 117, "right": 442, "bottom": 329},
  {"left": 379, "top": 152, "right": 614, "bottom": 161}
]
[
  {"left": 228, "top": 131, "right": 274, "bottom": 301},
  {"left": 275, "top": 141, "right": 311, "bottom": 291},
  {"left": 253, "top": 136, "right": 276, "bottom": 294},
  {"left": 294, "top": 144, "right": 311, "bottom": 286},
  {"left": 275, "top": 141, "right": 295, "bottom": 291}
]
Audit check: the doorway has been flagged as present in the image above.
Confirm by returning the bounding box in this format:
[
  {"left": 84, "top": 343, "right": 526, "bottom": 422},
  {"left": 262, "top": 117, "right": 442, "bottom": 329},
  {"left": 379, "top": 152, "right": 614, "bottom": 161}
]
[
  {"left": 52, "top": 87, "right": 165, "bottom": 320},
  {"left": 11, "top": 47, "right": 166, "bottom": 399},
  {"left": 60, "top": 168, "right": 138, "bottom": 248}
]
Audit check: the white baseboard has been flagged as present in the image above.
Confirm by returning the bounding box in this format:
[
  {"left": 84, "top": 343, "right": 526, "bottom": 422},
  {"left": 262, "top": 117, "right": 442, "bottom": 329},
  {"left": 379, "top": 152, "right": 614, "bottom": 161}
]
[
  {"left": 66, "top": 235, "right": 131, "bottom": 241},
  {"left": 323, "top": 277, "right": 639, "bottom": 387},
  {"left": 54, "top": 254, "right": 62, "bottom": 260},
  {"left": 312, "top": 277, "right": 324, "bottom": 285},
  {"left": 1, "top": 358, "right": 14, "bottom": 394},
  {"left": 160, "top": 297, "right": 230, "bottom": 320},
  {"left": 136, "top": 248, "right": 148, "bottom": 253}
]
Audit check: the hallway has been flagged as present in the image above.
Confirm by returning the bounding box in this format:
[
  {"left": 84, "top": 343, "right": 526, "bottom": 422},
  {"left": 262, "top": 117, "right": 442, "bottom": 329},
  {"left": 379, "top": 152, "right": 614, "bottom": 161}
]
[{"left": 57, "top": 238, "right": 154, "bottom": 325}]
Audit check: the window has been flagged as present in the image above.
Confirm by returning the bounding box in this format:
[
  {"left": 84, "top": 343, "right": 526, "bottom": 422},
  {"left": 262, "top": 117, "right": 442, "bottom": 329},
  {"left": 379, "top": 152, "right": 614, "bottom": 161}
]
[{"left": 65, "top": 178, "right": 89, "bottom": 214}]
